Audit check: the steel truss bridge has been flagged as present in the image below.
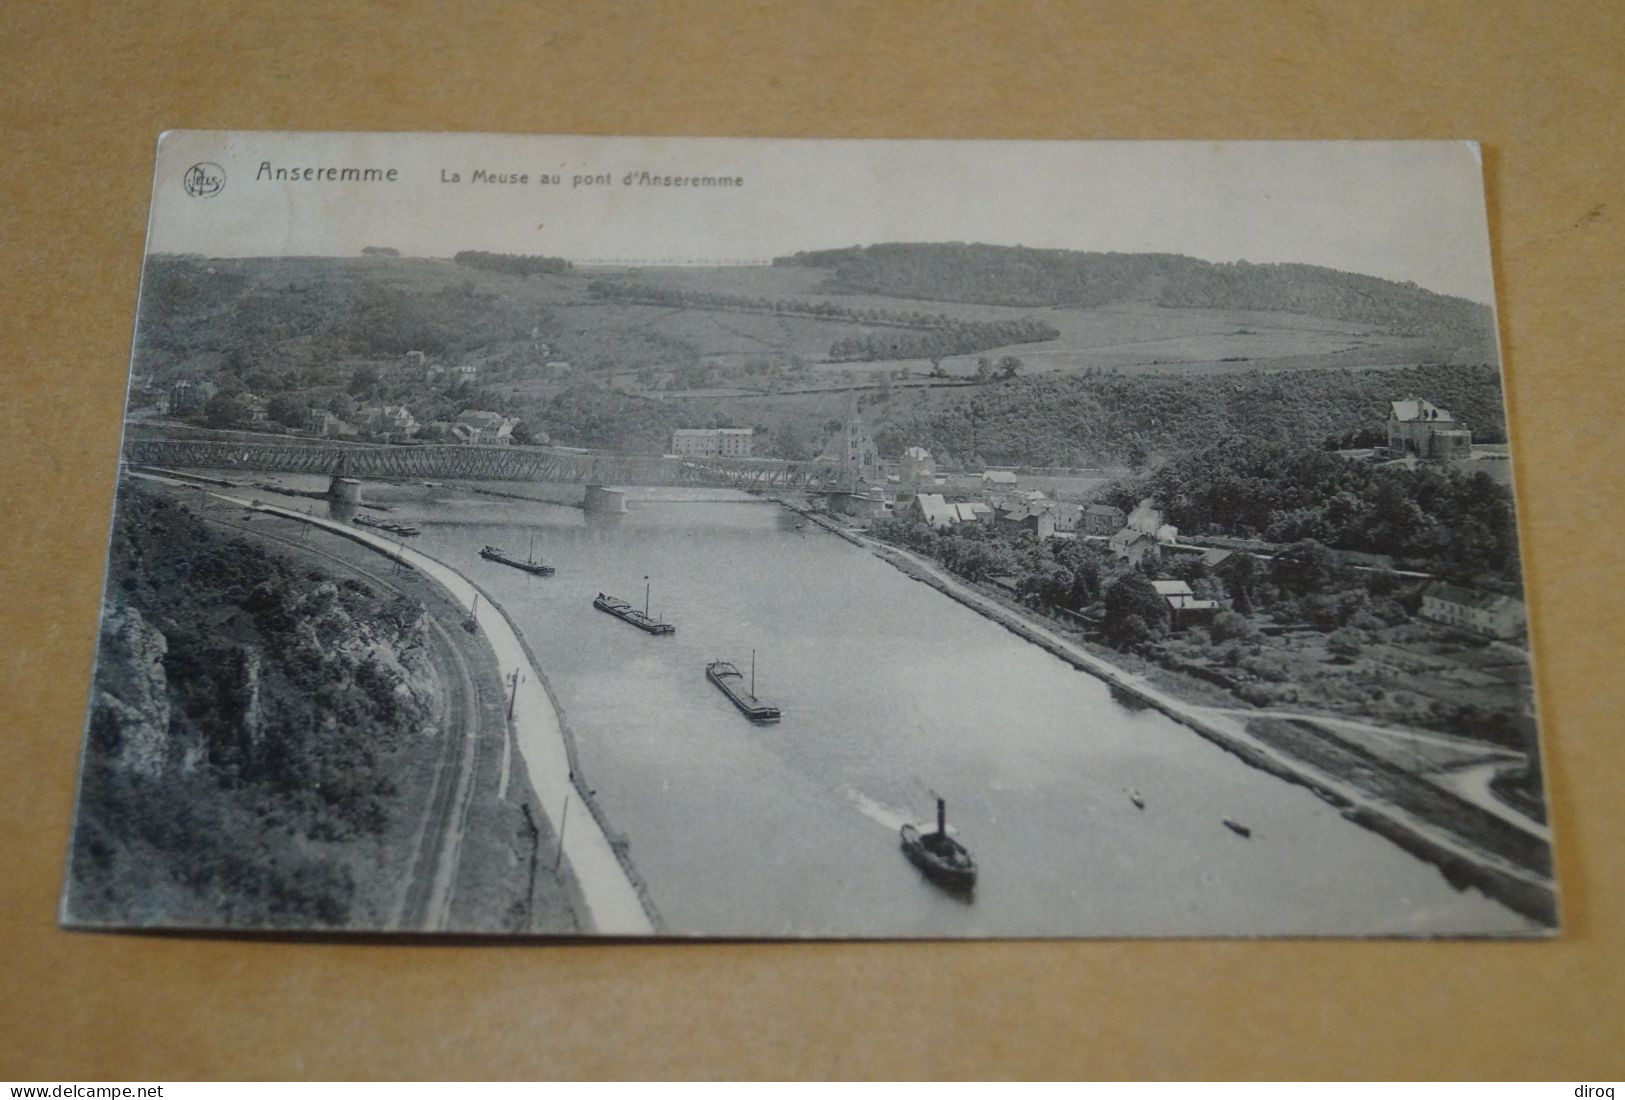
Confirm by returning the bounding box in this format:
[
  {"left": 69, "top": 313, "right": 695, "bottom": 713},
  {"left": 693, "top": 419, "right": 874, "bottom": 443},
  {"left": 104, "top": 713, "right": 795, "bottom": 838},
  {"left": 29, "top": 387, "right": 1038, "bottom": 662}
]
[{"left": 124, "top": 438, "right": 838, "bottom": 491}]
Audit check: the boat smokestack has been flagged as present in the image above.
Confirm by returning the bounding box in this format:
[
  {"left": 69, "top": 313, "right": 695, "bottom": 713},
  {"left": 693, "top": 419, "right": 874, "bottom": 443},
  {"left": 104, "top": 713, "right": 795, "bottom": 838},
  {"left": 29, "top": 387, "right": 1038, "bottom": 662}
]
[{"left": 937, "top": 798, "right": 946, "bottom": 836}]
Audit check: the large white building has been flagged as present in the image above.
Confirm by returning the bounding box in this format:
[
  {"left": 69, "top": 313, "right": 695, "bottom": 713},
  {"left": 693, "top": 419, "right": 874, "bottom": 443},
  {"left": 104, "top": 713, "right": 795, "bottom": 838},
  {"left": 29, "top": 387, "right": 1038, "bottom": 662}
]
[
  {"left": 1420, "top": 582, "right": 1525, "bottom": 641},
  {"left": 672, "top": 427, "right": 755, "bottom": 458}
]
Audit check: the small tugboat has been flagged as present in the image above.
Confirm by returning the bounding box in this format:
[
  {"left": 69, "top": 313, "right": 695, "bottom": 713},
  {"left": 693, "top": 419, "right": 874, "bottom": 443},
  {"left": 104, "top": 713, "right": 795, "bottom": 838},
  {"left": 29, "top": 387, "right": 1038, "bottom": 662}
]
[
  {"left": 481, "top": 535, "right": 555, "bottom": 576},
  {"left": 593, "top": 579, "right": 675, "bottom": 635},
  {"left": 1129, "top": 789, "right": 1146, "bottom": 810},
  {"left": 705, "top": 652, "right": 780, "bottom": 721},
  {"left": 1223, "top": 818, "right": 1252, "bottom": 838},
  {"left": 900, "top": 798, "right": 977, "bottom": 894}
]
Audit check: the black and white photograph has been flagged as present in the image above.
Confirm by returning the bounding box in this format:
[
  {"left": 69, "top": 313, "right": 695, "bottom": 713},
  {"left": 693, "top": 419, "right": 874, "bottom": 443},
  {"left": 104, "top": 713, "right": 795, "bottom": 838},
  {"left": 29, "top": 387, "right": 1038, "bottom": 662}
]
[{"left": 62, "top": 132, "right": 1554, "bottom": 938}]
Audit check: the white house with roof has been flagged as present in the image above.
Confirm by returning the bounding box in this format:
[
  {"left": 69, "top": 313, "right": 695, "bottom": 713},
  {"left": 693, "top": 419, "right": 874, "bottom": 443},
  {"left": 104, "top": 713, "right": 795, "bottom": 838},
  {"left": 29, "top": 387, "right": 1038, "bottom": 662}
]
[
  {"left": 1387, "top": 397, "right": 1473, "bottom": 459},
  {"left": 911, "top": 493, "right": 959, "bottom": 529},
  {"left": 1420, "top": 582, "right": 1525, "bottom": 640}
]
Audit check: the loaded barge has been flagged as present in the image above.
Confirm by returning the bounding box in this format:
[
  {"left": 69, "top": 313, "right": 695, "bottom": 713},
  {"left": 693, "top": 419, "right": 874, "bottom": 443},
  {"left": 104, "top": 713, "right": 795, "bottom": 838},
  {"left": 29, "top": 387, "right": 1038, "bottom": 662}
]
[
  {"left": 353, "top": 514, "right": 420, "bottom": 537},
  {"left": 594, "top": 593, "right": 675, "bottom": 635},
  {"left": 706, "top": 655, "right": 780, "bottom": 721},
  {"left": 481, "top": 542, "right": 555, "bottom": 576}
]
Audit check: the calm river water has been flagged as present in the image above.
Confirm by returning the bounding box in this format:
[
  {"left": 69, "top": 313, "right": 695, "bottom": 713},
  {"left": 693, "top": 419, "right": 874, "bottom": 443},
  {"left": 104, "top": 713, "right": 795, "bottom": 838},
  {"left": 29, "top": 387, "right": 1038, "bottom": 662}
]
[{"left": 289, "top": 479, "right": 1532, "bottom": 937}]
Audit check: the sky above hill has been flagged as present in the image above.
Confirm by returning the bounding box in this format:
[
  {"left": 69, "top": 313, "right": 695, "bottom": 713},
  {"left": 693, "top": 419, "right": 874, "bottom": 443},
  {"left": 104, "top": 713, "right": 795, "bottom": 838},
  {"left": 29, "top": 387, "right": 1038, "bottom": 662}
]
[{"left": 148, "top": 133, "right": 1497, "bottom": 303}]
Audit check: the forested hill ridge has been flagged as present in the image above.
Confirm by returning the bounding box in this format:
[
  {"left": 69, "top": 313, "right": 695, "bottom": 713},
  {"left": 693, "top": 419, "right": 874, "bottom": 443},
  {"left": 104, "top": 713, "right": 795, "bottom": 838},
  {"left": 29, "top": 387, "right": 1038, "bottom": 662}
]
[{"left": 775, "top": 243, "right": 1496, "bottom": 348}]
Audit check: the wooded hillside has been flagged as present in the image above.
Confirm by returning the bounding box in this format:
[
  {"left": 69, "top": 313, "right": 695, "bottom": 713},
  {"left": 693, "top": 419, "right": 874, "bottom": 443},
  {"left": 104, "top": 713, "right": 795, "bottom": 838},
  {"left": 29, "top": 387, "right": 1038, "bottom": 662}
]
[{"left": 777, "top": 243, "right": 1496, "bottom": 354}]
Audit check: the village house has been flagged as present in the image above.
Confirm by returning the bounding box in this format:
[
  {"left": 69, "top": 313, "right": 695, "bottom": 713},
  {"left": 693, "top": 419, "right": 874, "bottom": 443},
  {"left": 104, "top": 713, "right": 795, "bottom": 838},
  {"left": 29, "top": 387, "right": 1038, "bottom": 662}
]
[
  {"left": 1048, "top": 500, "right": 1081, "bottom": 535},
  {"left": 1082, "top": 503, "right": 1128, "bottom": 537},
  {"left": 672, "top": 427, "right": 755, "bottom": 458},
  {"left": 1420, "top": 582, "right": 1525, "bottom": 641},
  {"left": 1109, "top": 527, "right": 1161, "bottom": 566},
  {"left": 1151, "top": 580, "right": 1223, "bottom": 631},
  {"left": 996, "top": 502, "right": 1057, "bottom": 541},
  {"left": 357, "top": 403, "right": 418, "bottom": 440},
  {"left": 1164, "top": 544, "right": 1234, "bottom": 570},
  {"left": 453, "top": 409, "right": 520, "bottom": 446},
  {"left": 981, "top": 469, "right": 1019, "bottom": 495},
  {"left": 910, "top": 492, "right": 959, "bottom": 530},
  {"left": 305, "top": 409, "right": 358, "bottom": 438},
  {"left": 953, "top": 501, "right": 994, "bottom": 525},
  {"left": 829, "top": 481, "right": 888, "bottom": 521},
  {"left": 1387, "top": 397, "right": 1473, "bottom": 460}
]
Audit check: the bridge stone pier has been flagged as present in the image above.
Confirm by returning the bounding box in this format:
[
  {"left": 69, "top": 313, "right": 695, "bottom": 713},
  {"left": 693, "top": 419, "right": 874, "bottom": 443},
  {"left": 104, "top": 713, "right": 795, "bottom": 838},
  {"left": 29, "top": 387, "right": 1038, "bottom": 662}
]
[
  {"left": 583, "top": 484, "right": 628, "bottom": 514},
  {"left": 329, "top": 476, "right": 363, "bottom": 504}
]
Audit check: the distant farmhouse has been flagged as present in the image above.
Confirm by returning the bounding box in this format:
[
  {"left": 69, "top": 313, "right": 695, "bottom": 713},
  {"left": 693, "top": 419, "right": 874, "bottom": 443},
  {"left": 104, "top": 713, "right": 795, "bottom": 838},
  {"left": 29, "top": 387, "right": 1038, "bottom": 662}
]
[
  {"left": 672, "top": 427, "right": 755, "bottom": 458},
  {"left": 1420, "top": 582, "right": 1525, "bottom": 641},
  {"left": 1387, "top": 397, "right": 1472, "bottom": 460}
]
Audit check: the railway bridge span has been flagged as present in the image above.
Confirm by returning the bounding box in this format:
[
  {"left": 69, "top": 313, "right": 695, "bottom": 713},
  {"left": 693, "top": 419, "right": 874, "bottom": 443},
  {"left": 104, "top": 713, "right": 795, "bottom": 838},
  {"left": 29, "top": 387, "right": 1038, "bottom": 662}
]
[{"left": 123, "top": 437, "right": 835, "bottom": 492}]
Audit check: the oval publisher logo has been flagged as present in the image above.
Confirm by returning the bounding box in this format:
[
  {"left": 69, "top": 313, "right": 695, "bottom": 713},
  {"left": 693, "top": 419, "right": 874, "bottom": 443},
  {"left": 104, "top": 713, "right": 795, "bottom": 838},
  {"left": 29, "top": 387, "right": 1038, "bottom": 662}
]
[{"left": 183, "top": 162, "right": 226, "bottom": 198}]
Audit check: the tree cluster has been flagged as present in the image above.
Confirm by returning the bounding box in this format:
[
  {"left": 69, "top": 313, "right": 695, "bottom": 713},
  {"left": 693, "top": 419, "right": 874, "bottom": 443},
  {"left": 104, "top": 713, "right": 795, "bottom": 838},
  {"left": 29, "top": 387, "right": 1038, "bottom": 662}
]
[
  {"left": 1148, "top": 436, "right": 1521, "bottom": 583},
  {"left": 452, "top": 250, "right": 574, "bottom": 276}
]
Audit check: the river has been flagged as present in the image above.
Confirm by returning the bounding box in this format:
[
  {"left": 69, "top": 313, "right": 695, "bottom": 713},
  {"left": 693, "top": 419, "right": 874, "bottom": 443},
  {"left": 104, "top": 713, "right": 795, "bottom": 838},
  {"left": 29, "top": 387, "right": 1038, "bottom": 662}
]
[{"left": 260, "top": 476, "right": 1535, "bottom": 937}]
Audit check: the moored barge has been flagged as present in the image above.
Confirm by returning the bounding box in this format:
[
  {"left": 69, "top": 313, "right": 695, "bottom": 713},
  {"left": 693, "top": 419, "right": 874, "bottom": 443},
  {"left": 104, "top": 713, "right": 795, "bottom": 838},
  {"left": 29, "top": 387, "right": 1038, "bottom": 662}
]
[
  {"left": 705, "top": 658, "right": 781, "bottom": 721},
  {"left": 481, "top": 544, "right": 555, "bottom": 576},
  {"left": 353, "top": 514, "right": 420, "bottom": 537},
  {"left": 593, "top": 593, "right": 675, "bottom": 634}
]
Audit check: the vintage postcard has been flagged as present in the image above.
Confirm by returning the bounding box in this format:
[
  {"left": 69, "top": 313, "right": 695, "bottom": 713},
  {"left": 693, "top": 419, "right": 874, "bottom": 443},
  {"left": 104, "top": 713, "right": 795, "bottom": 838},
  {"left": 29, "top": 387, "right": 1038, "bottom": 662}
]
[{"left": 62, "top": 132, "right": 1554, "bottom": 937}]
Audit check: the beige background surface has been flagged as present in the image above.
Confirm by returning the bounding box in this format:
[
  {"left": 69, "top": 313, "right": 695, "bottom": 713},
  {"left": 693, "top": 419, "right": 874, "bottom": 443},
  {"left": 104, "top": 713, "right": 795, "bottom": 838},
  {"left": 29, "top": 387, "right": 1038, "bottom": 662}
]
[{"left": 2, "top": 1, "right": 1621, "bottom": 1080}]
